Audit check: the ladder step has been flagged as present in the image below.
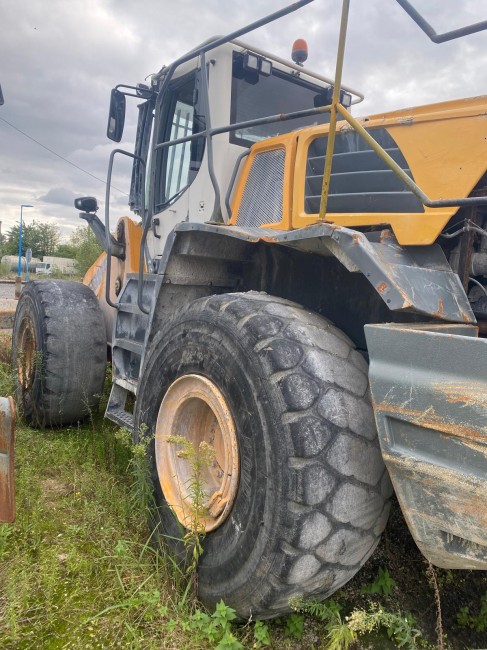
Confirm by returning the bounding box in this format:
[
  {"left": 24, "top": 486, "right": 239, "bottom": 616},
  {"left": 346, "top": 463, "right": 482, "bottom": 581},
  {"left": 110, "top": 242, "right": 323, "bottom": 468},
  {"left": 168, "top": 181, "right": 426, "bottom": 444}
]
[
  {"left": 105, "top": 382, "right": 134, "bottom": 433},
  {"left": 106, "top": 406, "right": 134, "bottom": 433}
]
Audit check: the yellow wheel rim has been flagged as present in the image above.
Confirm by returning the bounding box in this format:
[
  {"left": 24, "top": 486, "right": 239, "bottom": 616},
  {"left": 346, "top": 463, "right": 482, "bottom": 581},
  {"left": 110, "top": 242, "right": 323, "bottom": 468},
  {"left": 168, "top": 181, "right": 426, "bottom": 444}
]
[
  {"left": 17, "top": 318, "right": 37, "bottom": 389},
  {"left": 155, "top": 374, "right": 239, "bottom": 532}
]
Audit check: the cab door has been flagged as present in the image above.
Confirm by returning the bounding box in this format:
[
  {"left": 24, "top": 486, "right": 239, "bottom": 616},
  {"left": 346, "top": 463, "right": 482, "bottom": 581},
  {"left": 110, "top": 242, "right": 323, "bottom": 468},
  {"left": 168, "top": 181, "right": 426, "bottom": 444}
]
[{"left": 150, "top": 67, "right": 206, "bottom": 247}]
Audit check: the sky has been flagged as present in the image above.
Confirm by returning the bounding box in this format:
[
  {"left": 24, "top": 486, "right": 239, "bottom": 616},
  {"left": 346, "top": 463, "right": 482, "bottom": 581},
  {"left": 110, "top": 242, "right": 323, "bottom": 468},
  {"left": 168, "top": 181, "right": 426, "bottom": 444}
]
[{"left": 1, "top": 0, "right": 487, "bottom": 240}]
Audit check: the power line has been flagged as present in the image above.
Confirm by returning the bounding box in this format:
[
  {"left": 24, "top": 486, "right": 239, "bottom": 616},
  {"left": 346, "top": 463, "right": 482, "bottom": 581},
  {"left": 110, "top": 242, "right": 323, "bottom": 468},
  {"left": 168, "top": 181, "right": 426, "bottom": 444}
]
[{"left": 0, "top": 116, "right": 129, "bottom": 196}]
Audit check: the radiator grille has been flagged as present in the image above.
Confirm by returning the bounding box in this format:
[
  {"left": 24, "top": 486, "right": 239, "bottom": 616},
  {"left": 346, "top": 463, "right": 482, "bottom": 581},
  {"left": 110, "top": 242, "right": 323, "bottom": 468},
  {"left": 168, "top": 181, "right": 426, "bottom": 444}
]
[
  {"left": 236, "top": 148, "right": 285, "bottom": 227},
  {"left": 305, "top": 128, "right": 424, "bottom": 214}
]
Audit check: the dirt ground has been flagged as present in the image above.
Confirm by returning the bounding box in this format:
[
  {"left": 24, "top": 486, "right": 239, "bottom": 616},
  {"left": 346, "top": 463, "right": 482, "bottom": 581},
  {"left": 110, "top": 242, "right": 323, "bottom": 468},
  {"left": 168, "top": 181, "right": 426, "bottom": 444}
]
[{"left": 343, "top": 500, "right": 487, "bottom": 649}]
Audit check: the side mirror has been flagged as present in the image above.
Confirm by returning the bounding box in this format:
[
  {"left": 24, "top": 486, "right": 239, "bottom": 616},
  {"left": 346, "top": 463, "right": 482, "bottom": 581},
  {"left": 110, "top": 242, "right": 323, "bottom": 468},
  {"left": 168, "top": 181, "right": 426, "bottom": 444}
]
[
  {"left": 107, "top": 89, "right": 126, "bottom": 142},
  {"left": 74, "top": 196, "right": 98, "bottom": 213}
]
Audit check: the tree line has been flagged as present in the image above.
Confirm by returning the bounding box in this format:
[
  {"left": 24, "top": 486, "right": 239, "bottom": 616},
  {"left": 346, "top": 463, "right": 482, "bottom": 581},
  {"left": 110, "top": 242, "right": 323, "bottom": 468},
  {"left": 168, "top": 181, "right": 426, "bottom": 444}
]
[{"left": 0, "top": 221, "right": 102, "bottom": 275}]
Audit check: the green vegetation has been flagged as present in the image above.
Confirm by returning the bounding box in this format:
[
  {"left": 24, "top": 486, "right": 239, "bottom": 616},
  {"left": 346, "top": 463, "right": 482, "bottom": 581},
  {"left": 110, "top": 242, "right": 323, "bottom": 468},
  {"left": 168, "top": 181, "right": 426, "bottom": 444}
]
[
  {"left": 0, "top": 261, "right": 10, "bottom": 277},
  {"left": 457, "top": 592, "right": 487, "bottom": 633},
  {"left": 0, "top": 350, "right": 486, "bottom": 649},
  {"left": 67, "top": 225, "right": 102, "bottom": 275},
  {"left": 361, "top": 568, "right": 396, "bottom": 598},
  {"left": 0, "top": 222, "right": 102, "bottom": 278},
  {"left": 1, "top": 221, "right": 60, "bottom": 258}
]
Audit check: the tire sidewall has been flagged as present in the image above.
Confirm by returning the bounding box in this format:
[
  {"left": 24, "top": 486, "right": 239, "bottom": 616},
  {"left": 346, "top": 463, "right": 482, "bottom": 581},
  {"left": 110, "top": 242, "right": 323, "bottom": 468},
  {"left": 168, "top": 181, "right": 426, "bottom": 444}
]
[
  {"left": 135, "top": 293, "right": 389, "bottom": 618},
  {"left": 12, "top": 280, "right": 107, "bottom": 427},
  {"left": 136, "top": 313, "right": 286, "bottom": 609}
]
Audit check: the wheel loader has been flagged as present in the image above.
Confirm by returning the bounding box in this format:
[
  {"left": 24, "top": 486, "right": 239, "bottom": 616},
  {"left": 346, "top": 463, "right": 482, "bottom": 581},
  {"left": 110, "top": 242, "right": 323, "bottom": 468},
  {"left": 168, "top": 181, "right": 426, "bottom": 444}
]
[{"left": 4, "top": 0, "right": 487, "bottom": 619}]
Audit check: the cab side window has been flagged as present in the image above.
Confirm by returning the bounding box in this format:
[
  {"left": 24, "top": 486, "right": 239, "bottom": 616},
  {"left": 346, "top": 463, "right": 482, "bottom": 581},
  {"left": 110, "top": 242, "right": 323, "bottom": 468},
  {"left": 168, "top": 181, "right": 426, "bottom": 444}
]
[{"left": 154, "top": 70, "right": 205, "bottom": 212}]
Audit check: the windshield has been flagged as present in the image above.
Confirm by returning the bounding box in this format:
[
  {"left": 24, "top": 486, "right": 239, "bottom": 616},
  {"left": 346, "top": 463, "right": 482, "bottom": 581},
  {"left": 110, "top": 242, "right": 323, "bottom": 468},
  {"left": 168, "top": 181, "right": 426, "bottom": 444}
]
[{"left": 230, "top": 52, "right": 330, "bottom": 147}]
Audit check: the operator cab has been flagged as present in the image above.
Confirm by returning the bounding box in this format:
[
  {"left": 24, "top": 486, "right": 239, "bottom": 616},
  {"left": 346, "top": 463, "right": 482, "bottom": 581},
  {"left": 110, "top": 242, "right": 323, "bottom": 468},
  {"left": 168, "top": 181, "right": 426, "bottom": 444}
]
[{"left": 104, "top": 38, "right": 359, "bottom": 266}]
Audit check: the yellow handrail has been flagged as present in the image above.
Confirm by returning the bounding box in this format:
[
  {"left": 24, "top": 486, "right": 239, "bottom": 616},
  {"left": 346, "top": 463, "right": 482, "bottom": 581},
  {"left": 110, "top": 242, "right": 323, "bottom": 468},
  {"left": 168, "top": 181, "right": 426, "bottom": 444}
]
[{"left": 317, "top": 0, "right": 487, "bottom": 216}]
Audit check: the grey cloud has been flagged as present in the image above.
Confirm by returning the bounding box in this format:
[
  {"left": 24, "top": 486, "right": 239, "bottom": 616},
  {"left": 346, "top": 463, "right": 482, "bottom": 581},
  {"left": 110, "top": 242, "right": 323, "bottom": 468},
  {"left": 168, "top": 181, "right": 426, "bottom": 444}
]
[
  {"left": 38, "top": 187, "right": 78, "bottom": 206},
  {"left": 1, "top": 0, "right": 487, "bottom": 237}
]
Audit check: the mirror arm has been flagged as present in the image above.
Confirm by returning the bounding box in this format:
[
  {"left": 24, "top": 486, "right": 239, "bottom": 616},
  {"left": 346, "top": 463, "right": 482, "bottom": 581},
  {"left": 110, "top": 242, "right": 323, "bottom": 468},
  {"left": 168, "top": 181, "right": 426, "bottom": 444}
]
[{"left": 78, "top": 211, "right": 125, "bottom": 260}]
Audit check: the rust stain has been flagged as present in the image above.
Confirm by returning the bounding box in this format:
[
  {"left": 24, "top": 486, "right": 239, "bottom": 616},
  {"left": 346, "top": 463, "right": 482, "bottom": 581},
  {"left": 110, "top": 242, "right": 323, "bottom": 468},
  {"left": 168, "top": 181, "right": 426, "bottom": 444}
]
[
  {"left": 396, "top": 286, "right": 413, "bottom": 309},
  {"left": 377, "top": 282, "right": 388, "bottom": 294},
  {"left": 381, "top": 443, "right": 487, "bottom": 568},
  {"left": 433, "top": 298, "right": 444, "bottom": 319},
  {"left": 386, "top": 456, "right": 487, "bottom": 527},
  {"left": 379, "top": 229, "right": 393, "bottom": 243},
  {"left": 434, "top": 382, "right": 487, "bottom": 410},
  {"left": 375, "top": 402, "right": 486, "bottom": 441},
  {"left": 352, "top": 233, "right": 361, "bottom": 245}
]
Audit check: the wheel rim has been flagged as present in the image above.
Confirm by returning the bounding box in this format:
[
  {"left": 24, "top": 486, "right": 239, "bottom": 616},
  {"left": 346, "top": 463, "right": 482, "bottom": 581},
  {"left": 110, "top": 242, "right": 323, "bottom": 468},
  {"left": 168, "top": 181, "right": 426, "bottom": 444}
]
[
  {"left": 155, "top": 374, "right": 239, "bottom": 532},
  {"left": 17, "top": 318, "right": 37, "bottom": 389}
]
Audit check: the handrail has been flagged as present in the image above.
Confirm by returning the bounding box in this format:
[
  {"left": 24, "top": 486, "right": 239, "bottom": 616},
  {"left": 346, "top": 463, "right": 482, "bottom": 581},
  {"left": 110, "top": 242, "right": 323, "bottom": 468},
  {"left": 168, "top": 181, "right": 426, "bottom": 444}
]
[
  {"left": 225, "top": 150, "right": 250, "bottom": 220},
  {"left": 105, "top": 149, "right": 147, "bottom": 312},
  {"left": 199, "top": 50, "right": 221, "bottom": 222},
  {"left": 396, "top": 0, "right": 487, "bottom": 44},
  {"left": 318, "top": 0, "right": 487, "bottom": 219},
  {"left": 132, "top": 0, "right": 487, "bottom": 316}
]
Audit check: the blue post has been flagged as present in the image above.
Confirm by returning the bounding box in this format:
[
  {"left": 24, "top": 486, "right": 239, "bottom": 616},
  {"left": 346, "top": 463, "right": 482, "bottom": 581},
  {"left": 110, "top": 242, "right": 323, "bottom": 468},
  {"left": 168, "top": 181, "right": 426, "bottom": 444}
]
[
  {"left": 17, "top": 204, "right": 33, "bottom": 278},
  {"left": 17, "top": 208, "right": 23, "bottom": 277}
]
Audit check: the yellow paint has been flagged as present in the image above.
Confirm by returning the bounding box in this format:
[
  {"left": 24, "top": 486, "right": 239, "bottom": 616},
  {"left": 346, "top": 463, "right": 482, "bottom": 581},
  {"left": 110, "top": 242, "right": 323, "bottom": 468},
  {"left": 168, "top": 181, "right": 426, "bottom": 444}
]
[
  {"left": 231, "top": 96, "right": 487, "bottom": 246},
  {"left": 319, "top": 0, "right": 350, "bottom": 218},
  {"left": 83, "top": 216, "right": 144, "bottom": 336},
  {"left": 83, "top": 216, "right": 143, "bottom": 291}
]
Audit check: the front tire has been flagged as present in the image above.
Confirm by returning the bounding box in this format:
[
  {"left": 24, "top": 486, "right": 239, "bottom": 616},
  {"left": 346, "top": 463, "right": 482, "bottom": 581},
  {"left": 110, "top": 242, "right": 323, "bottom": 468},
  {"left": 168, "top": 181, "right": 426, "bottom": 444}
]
[
  {"left": 135, "top": 292, "right": 391, "bottom": 618},
  {"left": 12, "top": 280, "right": 107, "bottom": 427}
]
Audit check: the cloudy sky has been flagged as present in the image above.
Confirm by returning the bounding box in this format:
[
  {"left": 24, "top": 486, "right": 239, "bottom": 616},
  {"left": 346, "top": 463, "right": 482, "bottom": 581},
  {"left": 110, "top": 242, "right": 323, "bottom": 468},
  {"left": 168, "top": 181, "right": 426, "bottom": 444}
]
[{"left": 1, "top": 0, "right": 487, "bottom": 240}]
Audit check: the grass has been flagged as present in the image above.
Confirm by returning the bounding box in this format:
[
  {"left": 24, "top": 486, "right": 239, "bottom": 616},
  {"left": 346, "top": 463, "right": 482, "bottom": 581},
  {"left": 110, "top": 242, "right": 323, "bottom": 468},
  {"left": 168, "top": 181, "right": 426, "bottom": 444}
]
[{"left": 0, "top": 345, "right": 486, "bottom": 649}]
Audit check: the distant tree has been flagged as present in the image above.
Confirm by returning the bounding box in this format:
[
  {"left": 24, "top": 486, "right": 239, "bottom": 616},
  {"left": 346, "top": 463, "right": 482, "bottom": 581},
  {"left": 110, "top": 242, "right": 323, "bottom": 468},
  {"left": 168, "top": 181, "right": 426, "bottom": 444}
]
[
  {"left": 55, "top": 243, "right": 77, "bottom": 258},
  {"left": 69, "top": 225, "right": 103, "bottom": 275},
  {"left": 2, "top": 225, "right": 20, "bottom": 256},
  {"left": 35, "top": 222, "right": 60, "bottom": 256},
  {"left": 4, "top": 221, "right": 60, "bottom": 258}
]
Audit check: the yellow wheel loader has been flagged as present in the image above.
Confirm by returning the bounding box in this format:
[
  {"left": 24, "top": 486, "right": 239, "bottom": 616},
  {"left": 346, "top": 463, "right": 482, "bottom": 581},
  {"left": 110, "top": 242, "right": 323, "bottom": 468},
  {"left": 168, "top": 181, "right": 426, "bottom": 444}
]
[{"left": 5, "top": 0, "right": 487, "bottom": 619}]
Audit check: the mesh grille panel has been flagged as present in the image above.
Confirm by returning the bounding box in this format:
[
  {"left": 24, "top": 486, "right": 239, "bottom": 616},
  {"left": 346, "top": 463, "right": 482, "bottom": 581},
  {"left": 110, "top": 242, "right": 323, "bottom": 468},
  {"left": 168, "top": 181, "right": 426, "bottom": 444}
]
[{"left": 236, "top": 149, "right": 285, "bottom": 227}]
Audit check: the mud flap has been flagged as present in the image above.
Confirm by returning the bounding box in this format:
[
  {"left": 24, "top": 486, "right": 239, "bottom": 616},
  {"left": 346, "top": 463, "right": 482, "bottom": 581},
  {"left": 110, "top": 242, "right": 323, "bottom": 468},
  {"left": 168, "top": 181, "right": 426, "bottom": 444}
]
[
  {"left": 365, "top": 323, "right": 487, "bottom": 569},
  {"left": 0, "top": 396, "right": 15, "bottom": 523}
]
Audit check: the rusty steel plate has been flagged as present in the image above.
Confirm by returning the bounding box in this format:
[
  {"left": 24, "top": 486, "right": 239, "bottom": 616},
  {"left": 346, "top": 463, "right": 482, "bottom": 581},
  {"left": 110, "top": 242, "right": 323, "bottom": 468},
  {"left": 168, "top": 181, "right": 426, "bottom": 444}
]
[
  {"left": 366, "top": 322, "right": 487, "bottom": 570},
  {"left": 0, "top": 396, "right": 15, "bottom": 523}
]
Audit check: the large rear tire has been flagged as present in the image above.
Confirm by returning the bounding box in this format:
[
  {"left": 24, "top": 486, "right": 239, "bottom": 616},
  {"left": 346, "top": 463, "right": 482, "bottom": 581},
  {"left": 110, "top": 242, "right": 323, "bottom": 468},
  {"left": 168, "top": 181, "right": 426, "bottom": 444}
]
[
  {"left": 135, "top": 292, "right": 392, "bottom": 618},
  {"left": 12, "top": 280, "right": 107, "bottom": 427}
]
